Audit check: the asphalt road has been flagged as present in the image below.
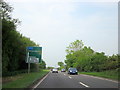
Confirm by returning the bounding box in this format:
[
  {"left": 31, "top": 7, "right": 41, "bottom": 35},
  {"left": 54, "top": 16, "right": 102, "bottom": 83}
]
[{"left": 35, "top": 71, "right": 118, "bottom": 88}]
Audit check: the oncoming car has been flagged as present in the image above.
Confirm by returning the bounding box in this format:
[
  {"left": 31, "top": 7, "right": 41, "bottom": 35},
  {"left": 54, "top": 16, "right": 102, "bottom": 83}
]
[
  {"left": 61, "top": 69, "right": 66, "bottom": 72},
  {"left": 68, "top": 68, "right": 78, "bottom": 75},
  {"left": 52, "top": 68, "right": 58, "bottom": 73}
]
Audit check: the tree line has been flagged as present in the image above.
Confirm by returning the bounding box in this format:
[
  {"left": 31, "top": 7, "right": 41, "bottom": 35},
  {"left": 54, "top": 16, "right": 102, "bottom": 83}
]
[
  {"left": 1, "top": 1, "right": 46, "bottom": 76},
  {"left": 58, "top": 40, "right": 119, "bottom": 72}
]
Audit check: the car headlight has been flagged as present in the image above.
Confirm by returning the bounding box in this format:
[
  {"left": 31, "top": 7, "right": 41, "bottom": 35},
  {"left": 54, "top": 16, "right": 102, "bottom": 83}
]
[
  {"left": 76, "top": 71, "right": 78, "bottom": 72},
  {"left": 70, "top": 70, "right": 72, "bottom": 72}
]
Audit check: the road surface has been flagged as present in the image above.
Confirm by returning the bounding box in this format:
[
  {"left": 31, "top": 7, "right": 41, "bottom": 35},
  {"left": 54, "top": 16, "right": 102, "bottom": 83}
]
[{"left": 34, "top": 71, "right": 119, "bottom": 88}]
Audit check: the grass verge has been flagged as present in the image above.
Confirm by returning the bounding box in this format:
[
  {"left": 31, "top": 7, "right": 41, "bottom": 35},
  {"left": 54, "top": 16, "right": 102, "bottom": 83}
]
[
  {"left": 79, "top": 70, "right": 119, "bottom": 81},
  {"left": 2, "top": 69, "right": 49, "bottom": 88}
]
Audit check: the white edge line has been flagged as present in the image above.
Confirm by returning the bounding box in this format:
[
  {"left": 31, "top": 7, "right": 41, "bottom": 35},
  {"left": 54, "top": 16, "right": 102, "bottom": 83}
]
[
  {"left": 33, "top": 72, "right": 50, "bottom": 89},
  {"left": 79, "top": 82, "right": 89, "bottom": 88},
  {"left": 80, "top": 74, "right": 118, "bottom": 83}
]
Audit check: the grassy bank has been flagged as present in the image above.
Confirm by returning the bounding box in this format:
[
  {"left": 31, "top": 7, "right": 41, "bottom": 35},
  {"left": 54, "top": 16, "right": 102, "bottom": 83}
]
[
  {"left": 79, "top": 70, "right": 119, "bottom": 81},
  {"left": 2, "top": 69, "right": 49, "bottom": 88}
]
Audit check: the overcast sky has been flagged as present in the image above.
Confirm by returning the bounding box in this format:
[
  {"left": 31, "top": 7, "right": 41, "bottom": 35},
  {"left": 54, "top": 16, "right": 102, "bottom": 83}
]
[{"left": 6, "top": 0, "right": 118, "bottom": 67}]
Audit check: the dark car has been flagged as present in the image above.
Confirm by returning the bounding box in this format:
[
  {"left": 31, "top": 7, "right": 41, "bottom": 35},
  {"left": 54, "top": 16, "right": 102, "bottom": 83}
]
[
  {"left": 52, "top": 68, "right": 58, "bottom": 73},
  {"left": 68, "top": 68, "right": 78, "bottom": 75},
  {"left": 61, "top": 69, "right": 66, "bottom": 72}
]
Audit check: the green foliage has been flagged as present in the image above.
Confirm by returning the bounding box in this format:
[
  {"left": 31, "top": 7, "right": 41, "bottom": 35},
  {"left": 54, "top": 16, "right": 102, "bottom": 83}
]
[
  {"left": 65, "top": 40, "right": 119, "bottom": 72},
  {"left": 58, "top": 62, "right": 65, "bottom": 70},
  {"left": 104, "top": 55, "right": 119, "bottom": 70},
  {"left": 3, "top": 70, "right": 28, "bottom": 77},
  {"left": 58, "top": 62, "right": 64, "bottom": 66},
  {"left": 39, "top": 60, "right": 46, "bottom": 69},
  {"left": 47, "top": 67, "right": 54, "bottom": 69},
  {"left": 2, "top": 1, "right": 46, "bottom": 76},
  {"left": 66, "top": 40, "right": 84, "bottom": 54},
  {"left": 1, "top": 1, "right": 13, "bottom": 20}
]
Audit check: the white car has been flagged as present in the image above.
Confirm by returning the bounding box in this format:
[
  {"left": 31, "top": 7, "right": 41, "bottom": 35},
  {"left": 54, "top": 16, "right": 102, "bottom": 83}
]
[{"left": 52, "top": 68, "right": 58, "bottom": 73}]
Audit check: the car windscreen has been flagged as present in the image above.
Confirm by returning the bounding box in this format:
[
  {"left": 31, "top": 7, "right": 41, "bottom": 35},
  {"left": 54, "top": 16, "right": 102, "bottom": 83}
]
[
  {"left": 69, "top": 68, "right": 77, "bottom": 71},
  {"left": 53, "top": 69, "right": 57, "bottom": 71}
]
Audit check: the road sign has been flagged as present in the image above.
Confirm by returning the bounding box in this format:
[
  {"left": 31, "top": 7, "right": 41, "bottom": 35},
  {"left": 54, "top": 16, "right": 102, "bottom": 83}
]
[
  {"left": 26, "top": 46, "right": 42, "bottom": 63},
  {"left": 27, "top": 47, "right": 42, "bottom": 51},
  {"left": 29, "top": 52, "right": 41, "bottom": 59},
  {"left": 26, "top": 46, "right": 42, "bottom": 73},
  {"left": 28, "top": 56, "right": 39, "bottom": 63}
]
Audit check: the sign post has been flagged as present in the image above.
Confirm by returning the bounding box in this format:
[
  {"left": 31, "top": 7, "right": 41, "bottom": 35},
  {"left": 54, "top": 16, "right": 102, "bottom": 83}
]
[
  {"left": 26, "top": 47, "right": 42, "bottom": 73},
  {"left": 27, "top": 52, "right": 30, "bottom": 73},
  {"left": 28, "top": 59, "right": 30, "bottom": 73}
]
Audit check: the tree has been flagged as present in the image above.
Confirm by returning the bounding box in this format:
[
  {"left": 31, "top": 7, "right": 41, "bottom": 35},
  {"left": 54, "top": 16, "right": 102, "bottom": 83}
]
[
  {"left": 58, "top": 62, "right": 64, "bottom": 70},
  {"left": 2, "top": 1, "right": 40, "bottom": 76},
  {"left": 64, "top": 40, "right": 118, "bottom": 72},
  {"left": 47, "top": 67, "right": 54, "bottom": 70},
  {"left": 104, "top": 54, "right": 119, "bottom": 70},
  {"left": 65, "top": 40, "right": 84, "bottom": 70},
  {"left": 1, "top": 1, "right": 13, "bottom": 20},
  {"left": 66, "top": 40, "right": 84, "bottom": 54},
  {"left": 58, "top": 62, "right": 64, "bottom": 67},
  {"left": 39, "top": 60, "right": 46, "bottom": 69}
]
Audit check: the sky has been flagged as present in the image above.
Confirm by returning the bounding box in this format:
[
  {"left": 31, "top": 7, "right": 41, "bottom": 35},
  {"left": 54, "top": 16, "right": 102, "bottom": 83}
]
[{"left": 6, "top": 0, "right": 118, "bottom": 67}]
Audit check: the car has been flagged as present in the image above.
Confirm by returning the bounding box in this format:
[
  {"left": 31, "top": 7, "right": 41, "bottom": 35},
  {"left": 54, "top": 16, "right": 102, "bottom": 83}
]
[
  {"left": 68, "top": 68, "right": 78, "bottom": 75},
  {"left": 52, "top": 68, "right": 58, "bottom": 73},
  {"left": 61, "top": 69, "right": 66, "bottom": 72}
]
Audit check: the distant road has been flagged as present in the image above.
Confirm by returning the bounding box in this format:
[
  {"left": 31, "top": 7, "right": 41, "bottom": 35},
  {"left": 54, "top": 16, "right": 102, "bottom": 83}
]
[{"left": 34, "top": 71, "right": 118, "bottom": 88}]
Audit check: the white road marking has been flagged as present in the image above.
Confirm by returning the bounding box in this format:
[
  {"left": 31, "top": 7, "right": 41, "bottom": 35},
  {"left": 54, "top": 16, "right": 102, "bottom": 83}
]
[
  {"left": 33, "top": 72, "right": 50, "bottom": 89},
  {"left": 80, "top": 74, "right": 118, "bottom": 83},
  {"left": 64, "top": 74, "right": 66, "bottom": 76},
  {"left": 79, "top": 82, "right": 90, "bottom": 87},
  {"left": 69, "top": 76, "right": 72, "bottom": 79}
]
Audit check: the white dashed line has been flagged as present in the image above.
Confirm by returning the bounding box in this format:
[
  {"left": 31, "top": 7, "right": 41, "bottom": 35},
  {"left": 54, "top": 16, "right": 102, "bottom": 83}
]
[
  {"left": 69, "top": 76, "right": 72, "bottom": 79},
  {"left": 79, "top": 82, "right": 90, "bottom": 88},
  {"left": 64, "top": 74, "right": 66, "bottom": 76}
]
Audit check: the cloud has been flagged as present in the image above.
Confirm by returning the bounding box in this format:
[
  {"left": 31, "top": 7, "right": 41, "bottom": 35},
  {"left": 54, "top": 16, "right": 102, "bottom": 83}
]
[
  {"left": 6, "top": 0, "right": 119, "bottom": 3},
  {"left": 8, "top": 1, "right": 118, "bottom": 66}
]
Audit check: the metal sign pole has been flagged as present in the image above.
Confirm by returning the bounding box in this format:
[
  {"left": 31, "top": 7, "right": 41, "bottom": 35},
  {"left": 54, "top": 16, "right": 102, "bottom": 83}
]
[
  {"left": 28, "top": 61, "right": 30, "bottom": 73},
  {"left": 27, "top": 52, "right": 30, "bottom": 73}
]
